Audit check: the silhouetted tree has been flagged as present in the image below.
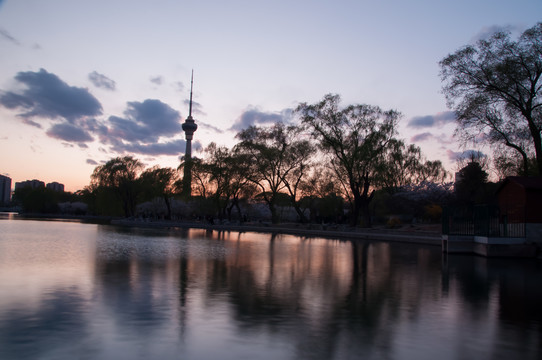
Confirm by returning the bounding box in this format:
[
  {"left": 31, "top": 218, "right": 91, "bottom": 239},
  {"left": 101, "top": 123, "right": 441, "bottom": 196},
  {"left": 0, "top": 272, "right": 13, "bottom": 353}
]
[
  {"left": 279, "top": 135, "right": 315, "bottom": 223},
  {"left": 297, "top": 94, "right": 400, "bottom": 227},
  {"left": 139, "top": 166, "right": 179, "bottom": 219},
  {"left": 13, "top": 187, "right": 61, "bottom": 213},
  {"left": 440, "top": 23, "right": 542, "bottom": 175},
  {"left": 180, "top": 157, "right": 208, "bottom": 199},
  {"left": 90, "top": 156, "right": 143, "bottom": 217},
  {"left": 299, "top": 167, "right": 345, "bottom": 223},
  {"left": 494, "top": 150, "right": 539, "bottom": 178},
  {"left": 454, "top": 161, "right": 489, "bottom": 206},
  {"left": 196, "top": 143, "right": 238, "bottom": 219},
  {"left": 376, "top": 139, "right": 448, "bottom": 191},
  {"left": 235, "top": 123, "right": 313, "bottom": 224},
  {"left": 218, "top": 149, "right": 256, "bottom": 222}
]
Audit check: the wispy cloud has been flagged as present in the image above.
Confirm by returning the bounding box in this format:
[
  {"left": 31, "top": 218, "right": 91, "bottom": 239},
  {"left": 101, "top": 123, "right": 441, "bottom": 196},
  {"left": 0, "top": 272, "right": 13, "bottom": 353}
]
[
  {"left": 88, "top": 71, "right": 116, "bottom": 91},
  {"left": 150, "top": 76, "right": 163, "bottom": 85},
  {"left": 411, "top": 132, "right": 455, "bottom": 144},
  {"left": 198, "top": 121, "right": 224, "bottom": 134},
  {"left": 446, "top": 149, "right": 486, "bottom": 162},
  {"left": 182, "top": 99, "right": 205, "bottom": 116},
  {"left": 46, "top": 123, "right": 93, "bottom": 142},
  {"left": 229, "top": 107, "right": 294, "bottom": 131},
  {"left": 117, "top": 139, "right": 187, "bottom": 156},
  {"left": 172, "top": 81, "right": 184, "bottom": 92},
  {"left": 0, "top": 27, "right": 20, "bottom": 45},
  {"left": 471, "top": 24, "right": 523, "bottom": 43},
  {"left": 407, "top": 111, "right": 455, "bottom": 129},
  {"left": 410, "top": 132, "right": 434, "bottom": 142}
]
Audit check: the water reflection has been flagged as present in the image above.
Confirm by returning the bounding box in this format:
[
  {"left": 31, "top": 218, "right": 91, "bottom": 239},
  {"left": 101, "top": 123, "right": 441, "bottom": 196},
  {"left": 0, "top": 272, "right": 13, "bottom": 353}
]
[{"left": 0, "top": 220, "right": 540, "bottom": 359}]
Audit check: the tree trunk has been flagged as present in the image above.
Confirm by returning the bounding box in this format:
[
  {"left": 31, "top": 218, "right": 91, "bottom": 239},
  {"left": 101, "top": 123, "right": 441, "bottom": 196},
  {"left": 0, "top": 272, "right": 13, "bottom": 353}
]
[
  {"left": 526, "top": 114, "right": 542, "bottom": 175},
  {"left": 350, "top": 173, "right": 373, "bottom": 227},
  {"left": 290, "top": 197, "right": 308, "bottom": 223},
  {"left": 163, "top": 195, "right": 172, "bottom": 220},
  {"left": 360, "top": 198, "right": 372, "bottom": 228},
  {"left": 270, "top": 204, "right": 279, "bottom": 224},
  {"left": 234, "top": 200, "right": 243, "bottom": 223},
  {"left": 533, "top": 132, "right": 542, "bottom": 175},
  {"left": 351, "top": 195, "right": 361, "bottom": 227}
]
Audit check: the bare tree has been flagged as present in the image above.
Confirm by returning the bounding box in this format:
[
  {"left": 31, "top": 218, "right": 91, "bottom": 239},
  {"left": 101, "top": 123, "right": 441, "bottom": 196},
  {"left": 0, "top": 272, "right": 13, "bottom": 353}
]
[
  {"left": 440, "top": 23, "right": 542, "bottom": 175},
  {"left": 235, "top": 123, "right": 313, "bottom": 224},
  {"left": 297, "top": 94, "right": 400, "bottom": 227}
]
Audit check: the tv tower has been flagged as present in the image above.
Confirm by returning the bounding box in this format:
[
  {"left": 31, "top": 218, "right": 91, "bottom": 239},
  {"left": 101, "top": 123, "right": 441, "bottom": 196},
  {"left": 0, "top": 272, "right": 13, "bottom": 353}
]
[{"left": 181, "top": 70, "right": 198, "bottom": 198}]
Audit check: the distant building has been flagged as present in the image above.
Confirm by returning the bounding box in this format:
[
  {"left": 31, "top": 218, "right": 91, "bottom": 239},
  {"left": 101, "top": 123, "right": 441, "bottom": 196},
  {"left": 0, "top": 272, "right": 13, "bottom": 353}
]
[
  {"left": 0, "top": 175, "right": 11, "bottom": 205},
  {"left": 496, "top": 176, "right": 542, "bottom": 249},
  {"left": 46, "top": 182, "right": 65, "bottom": 192},
  {"left": 497, "top": 176, "right": 542, "bottom": 224},
  {"left": 15, "top": 179, "right": 45, "bottom": 190}
]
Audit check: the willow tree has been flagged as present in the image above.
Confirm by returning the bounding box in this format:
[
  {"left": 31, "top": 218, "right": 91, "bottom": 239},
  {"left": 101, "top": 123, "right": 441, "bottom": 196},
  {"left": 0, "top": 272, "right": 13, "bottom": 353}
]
[
  {"left": 376, "top": 139, "right": 448, "bottom": 190},
  {"left": 235, "top": 122, "right": 313, "bottom": 224},
  {"left": 200, "top": 143, "right": 256, "bottom": 221},
  {"left": 90, "top": 156, "right": 144, "bottom": 217},
  {"left": 139, "top": 166, "right": 179, "bottom": 219},
  {"left": 440, "top": 23, "right": 542, "bottom": 176},
  {"left": 297, "top": 94, "right": 400, "bottom": 227}
]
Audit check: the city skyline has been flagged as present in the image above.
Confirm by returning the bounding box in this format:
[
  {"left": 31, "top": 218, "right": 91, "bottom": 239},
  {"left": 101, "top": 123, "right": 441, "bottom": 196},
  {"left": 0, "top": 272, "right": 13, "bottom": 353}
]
[{"left": 1, "top": 0, "right": 541, "bottom": 191}]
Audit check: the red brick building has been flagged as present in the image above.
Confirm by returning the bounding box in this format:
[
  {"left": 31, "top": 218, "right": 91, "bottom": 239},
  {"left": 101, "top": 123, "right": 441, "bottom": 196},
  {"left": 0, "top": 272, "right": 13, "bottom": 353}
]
[{"left": 497, "top": 177, "right": 542, "bottom": 223}]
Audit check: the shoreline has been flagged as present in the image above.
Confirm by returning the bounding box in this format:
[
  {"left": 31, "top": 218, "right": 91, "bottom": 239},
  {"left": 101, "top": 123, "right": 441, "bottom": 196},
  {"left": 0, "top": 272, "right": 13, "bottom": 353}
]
[
  {"left": 2, "top": 212, "right": 442, "bottom": 246},
  {"left": 111, "top": 218, "right": 443, "bottom": 246}
]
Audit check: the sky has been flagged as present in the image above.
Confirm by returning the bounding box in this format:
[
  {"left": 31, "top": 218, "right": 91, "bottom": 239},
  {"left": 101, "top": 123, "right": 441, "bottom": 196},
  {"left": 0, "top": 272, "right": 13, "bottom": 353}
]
[{"left": 0, "top": 0, "right": 541, "bottom": 192}]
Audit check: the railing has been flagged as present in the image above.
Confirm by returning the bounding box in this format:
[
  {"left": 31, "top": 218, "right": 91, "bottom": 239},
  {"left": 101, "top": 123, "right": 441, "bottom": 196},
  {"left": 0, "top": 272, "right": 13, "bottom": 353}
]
[{"left": 442, "top": 205, "right": 526, "bottom": 238}]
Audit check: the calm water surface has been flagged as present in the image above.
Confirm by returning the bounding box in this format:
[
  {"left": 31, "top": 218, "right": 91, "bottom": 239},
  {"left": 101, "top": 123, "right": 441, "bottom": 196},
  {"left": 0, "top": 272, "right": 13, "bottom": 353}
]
[{"left": 0, "top": 216, "right": 540, "bottom": 359}]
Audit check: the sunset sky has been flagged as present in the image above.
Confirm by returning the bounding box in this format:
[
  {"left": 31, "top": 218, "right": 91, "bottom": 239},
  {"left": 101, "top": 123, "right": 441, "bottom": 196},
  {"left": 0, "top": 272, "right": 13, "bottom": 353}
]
[{"left": 1, "top": 0, "right": 540, "bottom": 192}]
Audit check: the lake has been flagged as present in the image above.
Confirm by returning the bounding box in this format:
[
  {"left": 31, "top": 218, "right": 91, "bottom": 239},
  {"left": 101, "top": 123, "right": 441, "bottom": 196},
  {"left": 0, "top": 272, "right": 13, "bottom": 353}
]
[{"left": 0, "top": 216, "right": 540, "bottom": 359}]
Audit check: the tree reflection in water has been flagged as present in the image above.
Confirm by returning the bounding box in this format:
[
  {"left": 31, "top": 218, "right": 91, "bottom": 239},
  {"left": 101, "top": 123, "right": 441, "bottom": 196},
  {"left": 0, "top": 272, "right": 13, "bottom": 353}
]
[{"left": 0, "top": 221, "right": 540, "bottom": 359}]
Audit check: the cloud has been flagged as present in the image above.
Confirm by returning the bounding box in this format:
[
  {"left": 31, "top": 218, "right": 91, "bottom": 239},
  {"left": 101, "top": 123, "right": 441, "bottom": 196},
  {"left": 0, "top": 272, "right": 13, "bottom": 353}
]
[
  {"left": 0, "top": 91, "right": 34, "bottom": 109},
  {"left": 91, "top": 99, "right": 189, "bottom": 156},
  {"left": 183, "top": 99, "right": 205, "bottom": 116},
  {"left": 446, "top": 149, "right": 486, "bottom": 162},
  {"left": 150, "top": 76, "right": 163, "bottom": 85},
  {"left": 106, "top": 99, "right": 182, "bottom": 143},
  {"left": 229, "top": 107, "right": 294, "bottom": 131},
  {"left": 88, "top": 71, "right": 116, "bottom": 91},
  {"left": 116, "top": 139, "right": 187, "bottom": 156},
  {"left": 0, "top": 27, "right": 20, "bottom": 45},
  {"left": 0, "top": 69, "right": 191, "bottom": 157},
  {"left": 0, "top": 68, "right": 102, "bottom": 122},
  {"left": 172, "top": 81, "right": 184, "bottom": 92},
  {"left": 21, "top": 118, "right": 42, "bottom": 128},
  {"left": 410, "top": 132, "right": 434, "bottom": 142},
  {"left": 46, "top": 123, "right": 94, "bottom": 142},
  {"left": 86, "top": 159, "right": 98, "bottom": 165},
  {"left": 198, "top": 121, "right": 224, "bottom": 134},
  {"left": 407, "top": 111, "right": 455, "bottom": 129},
  {"left": 471, "top": 24, "right": 523, "bottom": 43}
]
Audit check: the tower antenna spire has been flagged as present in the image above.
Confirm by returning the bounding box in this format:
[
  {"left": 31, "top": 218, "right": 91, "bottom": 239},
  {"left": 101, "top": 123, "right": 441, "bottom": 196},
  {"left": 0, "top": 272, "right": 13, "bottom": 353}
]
[
  {"left": 188, "top": 69, "right": 194, "bottom": 118},
  {"left": 181, "top": 69, "right": 198, "bottom": 199}
]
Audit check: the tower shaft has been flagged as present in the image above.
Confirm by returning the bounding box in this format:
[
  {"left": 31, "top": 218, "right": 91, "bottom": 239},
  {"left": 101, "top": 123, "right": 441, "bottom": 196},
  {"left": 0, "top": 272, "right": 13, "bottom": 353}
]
[{"left": 181, "top": 70, "right": 197, "bottom": 198}]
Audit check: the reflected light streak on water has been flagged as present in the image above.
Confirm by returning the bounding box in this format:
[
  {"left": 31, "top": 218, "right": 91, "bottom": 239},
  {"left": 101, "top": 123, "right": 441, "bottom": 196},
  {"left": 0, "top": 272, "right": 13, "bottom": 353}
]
[{"left": 0, "top": 218, "right": 541, "bottom": 360}]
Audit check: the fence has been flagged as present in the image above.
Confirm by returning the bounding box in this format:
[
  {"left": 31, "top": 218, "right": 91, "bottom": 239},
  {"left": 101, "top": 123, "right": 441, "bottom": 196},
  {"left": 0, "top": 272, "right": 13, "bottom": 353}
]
[{"left": 442, "top": 205, "right": 526, "bottom": 238}]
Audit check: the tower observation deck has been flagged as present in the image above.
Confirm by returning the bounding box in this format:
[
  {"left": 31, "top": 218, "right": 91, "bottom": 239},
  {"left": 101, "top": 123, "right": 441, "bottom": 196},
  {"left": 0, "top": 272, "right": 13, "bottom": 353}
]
[{"left": 181, "top": 70, "right": 198, "bottom": 198}]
